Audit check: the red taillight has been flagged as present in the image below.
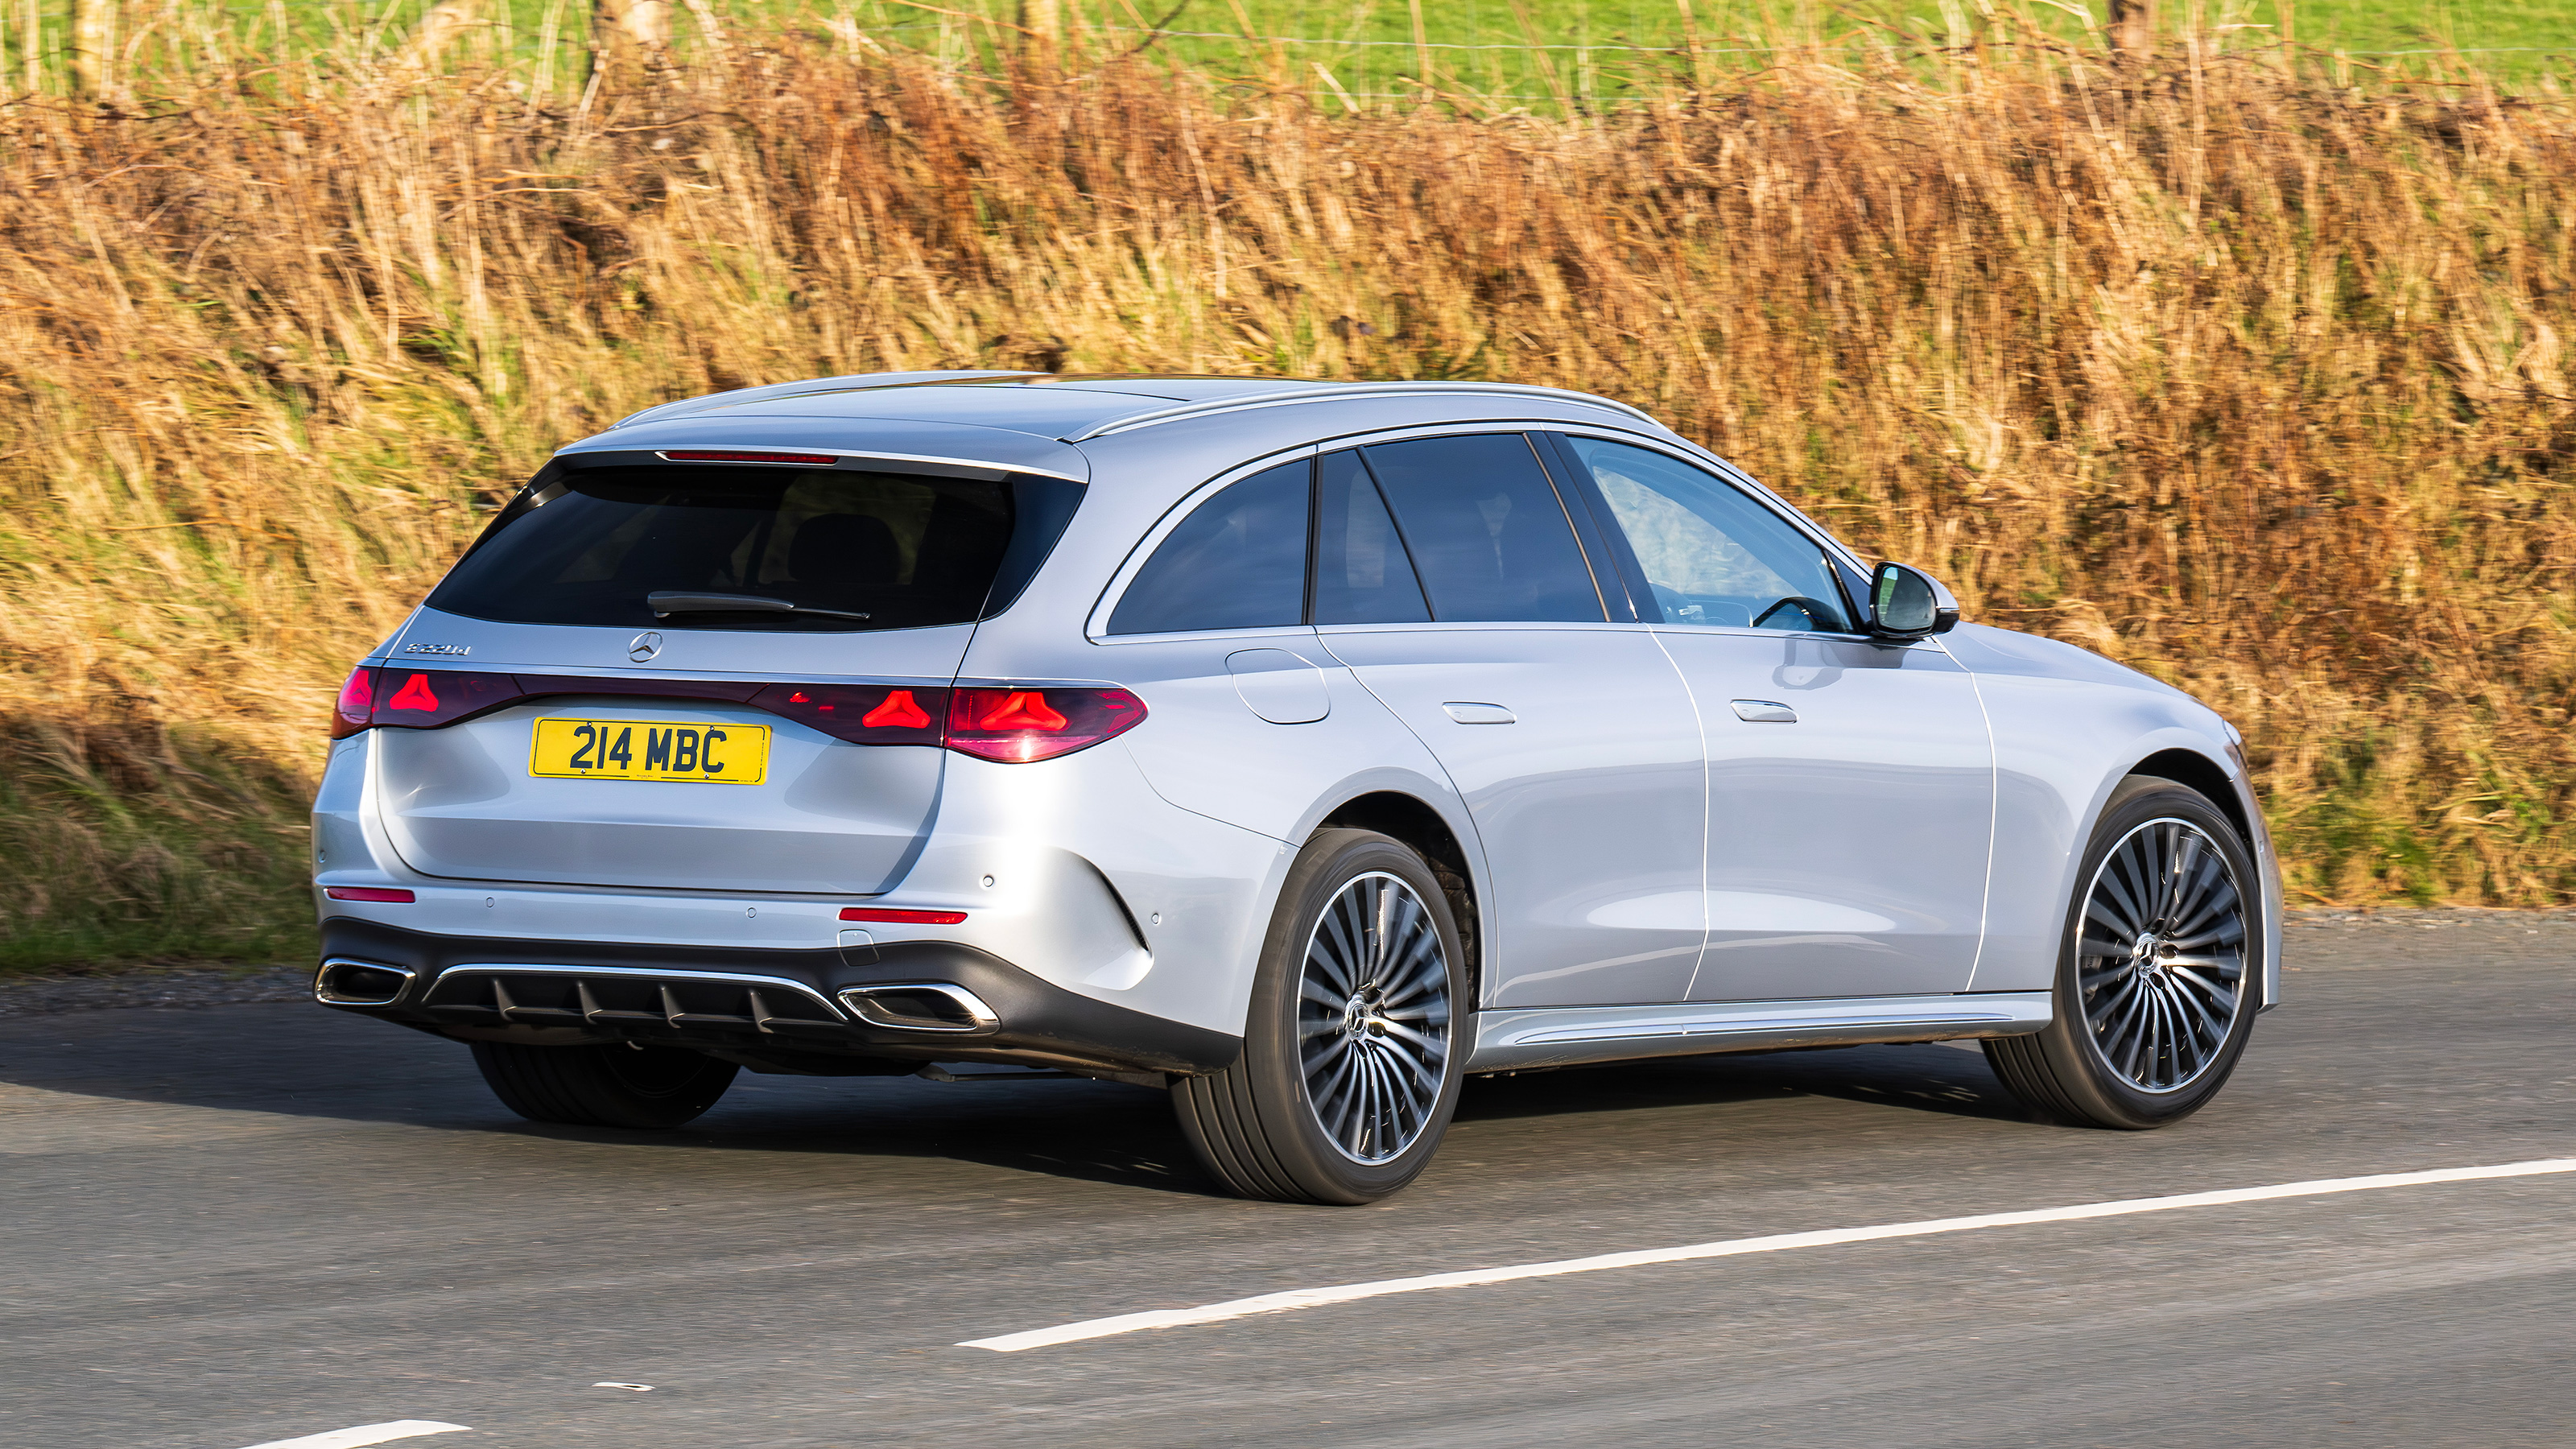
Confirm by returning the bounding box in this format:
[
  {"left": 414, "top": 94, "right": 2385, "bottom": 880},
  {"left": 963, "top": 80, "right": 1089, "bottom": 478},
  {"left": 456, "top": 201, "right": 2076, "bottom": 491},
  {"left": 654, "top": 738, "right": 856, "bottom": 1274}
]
[
  {"left": 328, "top": 666, "right": 525, "bottom": 737},
  {"left": 749, "top": 683, "right": 947, "bottom": 745},
  {"left": 839, "top": 906, "right": 968, "bottom": 925},
  {"left": 324, "top": 886, "right": 415, "bottom": 902},
  {"left": 326, "top": 666, "right": 1145, "bottom": 764},
  {"left": 331, "top": 667, "right": 377, "bottom": 739},
  {"left": 861, "top": 689, "right": 933, "bottom": 729},
  {"left": 943, "top": 687, "right": 1146, "bottom": 763},
  {"left": 659, "top": 450, "right": 840, "bottom": 465},
  {"left": 386, "top": 672, "right": 440, "bottom": 712}
]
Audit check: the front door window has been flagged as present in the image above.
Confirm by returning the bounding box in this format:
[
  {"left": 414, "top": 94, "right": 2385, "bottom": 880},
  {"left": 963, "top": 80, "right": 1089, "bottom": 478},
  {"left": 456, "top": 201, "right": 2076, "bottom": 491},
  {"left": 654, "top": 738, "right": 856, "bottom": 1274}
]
[{"left": 1559, "top": 436, "right": 1851, "bottom": 634}]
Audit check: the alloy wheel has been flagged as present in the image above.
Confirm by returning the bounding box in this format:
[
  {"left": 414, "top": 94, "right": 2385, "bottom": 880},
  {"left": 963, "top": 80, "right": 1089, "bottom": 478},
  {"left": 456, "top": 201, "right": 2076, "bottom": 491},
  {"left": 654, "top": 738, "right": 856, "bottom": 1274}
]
[
  {"left": 1297, "top": 871, "right": 1454, "bottom": 1163},
  {"left": 2074, "top": 817, "right": 2249, "bottom": 1093}
]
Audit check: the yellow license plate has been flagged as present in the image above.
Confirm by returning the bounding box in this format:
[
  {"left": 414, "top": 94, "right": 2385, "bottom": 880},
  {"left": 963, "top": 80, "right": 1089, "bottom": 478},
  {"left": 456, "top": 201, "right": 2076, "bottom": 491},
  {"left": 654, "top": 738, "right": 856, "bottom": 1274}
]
[{"left": 529, "top": 718, "right": 769, "bottom": 784}]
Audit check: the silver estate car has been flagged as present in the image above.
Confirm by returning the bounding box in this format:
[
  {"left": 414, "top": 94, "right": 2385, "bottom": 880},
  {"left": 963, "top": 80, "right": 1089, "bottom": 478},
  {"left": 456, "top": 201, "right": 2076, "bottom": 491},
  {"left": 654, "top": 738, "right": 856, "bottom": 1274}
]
[{"left": 312, "top": 373, "right": 2282, "bottom": 1203}]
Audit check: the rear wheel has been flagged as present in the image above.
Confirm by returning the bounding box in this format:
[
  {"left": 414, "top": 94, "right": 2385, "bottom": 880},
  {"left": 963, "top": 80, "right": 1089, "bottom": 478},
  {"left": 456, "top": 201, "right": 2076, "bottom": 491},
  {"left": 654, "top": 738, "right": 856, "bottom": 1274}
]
[
  {"left": 1174, "top": 829, "right": 1467, "bottom": 1203},
  {"left": 471, "top": 1040, "right": 740, "bottom": 1129},
  {"left": 1984, "top": 777, "right": 2260, "bottom": 1129}
]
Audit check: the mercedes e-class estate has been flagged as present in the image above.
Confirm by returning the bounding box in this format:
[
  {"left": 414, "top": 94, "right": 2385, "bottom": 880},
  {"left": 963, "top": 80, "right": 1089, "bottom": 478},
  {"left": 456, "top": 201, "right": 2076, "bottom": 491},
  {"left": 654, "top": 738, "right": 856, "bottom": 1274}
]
[{"left": 312, "top": 372, "right": 2281, "bottom": 1203}]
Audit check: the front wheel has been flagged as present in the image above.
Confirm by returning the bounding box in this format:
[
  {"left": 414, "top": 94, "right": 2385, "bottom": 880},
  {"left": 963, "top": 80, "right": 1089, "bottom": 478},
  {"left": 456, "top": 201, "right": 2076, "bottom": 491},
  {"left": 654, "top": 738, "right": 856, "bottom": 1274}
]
[
  {"left": 1984, "top": 777, "right": 2260, "bottom": 1129},
  {"left": 1174, "top": 829, "right": 1468, "bottom": 1203},
  {"left": 471, "top": 1040, "right": 740, "bottom": 1129}
]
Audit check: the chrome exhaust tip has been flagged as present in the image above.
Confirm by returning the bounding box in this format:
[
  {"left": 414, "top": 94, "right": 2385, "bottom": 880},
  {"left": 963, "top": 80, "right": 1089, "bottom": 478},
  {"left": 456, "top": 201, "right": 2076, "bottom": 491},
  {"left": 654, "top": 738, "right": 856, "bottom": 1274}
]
[
  {"left": 836, "top": 982, "right": 1001, "bottom": 1035},
  {"left": 314, "top": 958, "right": 419, "bottom": 1007}
]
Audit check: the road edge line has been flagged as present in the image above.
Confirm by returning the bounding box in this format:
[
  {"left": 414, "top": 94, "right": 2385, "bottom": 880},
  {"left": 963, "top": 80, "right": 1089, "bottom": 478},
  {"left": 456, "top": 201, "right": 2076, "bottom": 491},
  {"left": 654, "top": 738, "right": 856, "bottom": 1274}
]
[{"left": 958, "top": 1156, "right": 2576, "bottom": 1352}]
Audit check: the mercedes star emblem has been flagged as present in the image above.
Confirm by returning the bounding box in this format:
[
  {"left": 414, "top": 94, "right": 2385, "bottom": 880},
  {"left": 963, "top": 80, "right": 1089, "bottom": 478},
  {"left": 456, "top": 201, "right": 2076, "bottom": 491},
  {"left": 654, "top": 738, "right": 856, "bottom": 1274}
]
[{"left": 627, "top": 631, "right": 663, "bottom": 663}]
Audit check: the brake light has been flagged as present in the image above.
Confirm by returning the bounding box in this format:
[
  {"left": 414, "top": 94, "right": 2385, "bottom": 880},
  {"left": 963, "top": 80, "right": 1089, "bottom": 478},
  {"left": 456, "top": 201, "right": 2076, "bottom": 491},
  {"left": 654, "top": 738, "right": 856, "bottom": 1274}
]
[
  {"left": 943, "top": 687, "right": 1146, "bottom": 762},
  {"left": 325, "top": 667, "right": 1145, "bottom": 764},
  {"left": 324, "top": 886, "right": 415, "bottom": 902},
  {"left": 839, "top": 906, "right": 968, "bottom": 925},
  {"left": 386, "top": 672, "right": 440, "bottom": 712},
  {"left": 327, "top": 666, "right": 526, "bottom": 737},
  {"left": 749, "top": 683, "right": 946, "bottom": 745},
  {"left": 331, "top": 667, "right": 377, "bottom": 739},
  {"left": 659, "top": 450, "right": 840, "bottom": 465},
  {"left": 969, "top": 690, "right": 1068, "bottom": 731},
  {"left": 861, "top": 689, "right": 932, "bottom": 729}
]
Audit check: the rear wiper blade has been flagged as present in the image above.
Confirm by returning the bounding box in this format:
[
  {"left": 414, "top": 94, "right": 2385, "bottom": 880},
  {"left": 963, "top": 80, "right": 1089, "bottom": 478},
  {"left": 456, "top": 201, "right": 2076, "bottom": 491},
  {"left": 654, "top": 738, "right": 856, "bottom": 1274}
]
[{"left": 646, "top": 590, "right": 871, "bottom": 622}]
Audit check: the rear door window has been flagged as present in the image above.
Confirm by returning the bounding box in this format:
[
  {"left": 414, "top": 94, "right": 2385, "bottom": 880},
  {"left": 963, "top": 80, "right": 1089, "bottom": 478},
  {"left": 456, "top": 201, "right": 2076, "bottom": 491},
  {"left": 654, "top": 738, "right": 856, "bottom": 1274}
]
[
  {"left": 428, "top": 463, "right": 1080, "bottom": 633},
  {"left": 1313, "top": 450, "right": 1431, "bottom": 625},
  {"left": 1357, "top": 435, "right": 1607, "bottom": 623},
  {"left": 1105, "top": 460, "right": 1311, "bottom": 635}
]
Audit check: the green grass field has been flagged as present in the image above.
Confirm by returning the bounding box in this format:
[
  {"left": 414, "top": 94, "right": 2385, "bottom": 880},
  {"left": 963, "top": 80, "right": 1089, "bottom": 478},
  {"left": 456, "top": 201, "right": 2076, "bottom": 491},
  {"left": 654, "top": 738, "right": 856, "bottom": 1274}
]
[{"left": 6, "top": 0, "right": 2568, "bottom": 109}]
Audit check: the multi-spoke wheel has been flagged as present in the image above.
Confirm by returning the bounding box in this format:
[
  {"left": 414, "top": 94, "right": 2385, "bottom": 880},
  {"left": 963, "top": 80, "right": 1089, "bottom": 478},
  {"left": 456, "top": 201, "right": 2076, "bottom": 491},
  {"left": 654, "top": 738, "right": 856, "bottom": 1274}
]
[
  {"left": 1985, "top": 778, "right": 2262, "bottom": 1129},
  {"left": 1174, "top": 829, "right": 1468, "bottom": 1203},
  {"left": 1296, "top": 872, "right": 1454, "bottom": 1164},
  {"left": 2074, "top": 817, "right": 2248, "bottom": 1093}
]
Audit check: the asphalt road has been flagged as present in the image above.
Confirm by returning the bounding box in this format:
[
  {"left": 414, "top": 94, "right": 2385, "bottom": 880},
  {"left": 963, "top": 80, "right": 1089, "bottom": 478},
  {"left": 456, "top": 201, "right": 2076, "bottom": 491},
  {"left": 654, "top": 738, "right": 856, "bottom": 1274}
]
[{"left": 4, "top": 914, "right": 2571, "bottom": 1449}]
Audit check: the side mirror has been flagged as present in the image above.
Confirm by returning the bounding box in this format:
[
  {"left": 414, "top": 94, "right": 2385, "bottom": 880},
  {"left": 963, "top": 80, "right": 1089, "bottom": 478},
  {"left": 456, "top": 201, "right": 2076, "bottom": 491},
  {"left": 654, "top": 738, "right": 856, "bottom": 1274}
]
[{"left": 1868, "top": 562, "right": 1959, "bottom": 640}]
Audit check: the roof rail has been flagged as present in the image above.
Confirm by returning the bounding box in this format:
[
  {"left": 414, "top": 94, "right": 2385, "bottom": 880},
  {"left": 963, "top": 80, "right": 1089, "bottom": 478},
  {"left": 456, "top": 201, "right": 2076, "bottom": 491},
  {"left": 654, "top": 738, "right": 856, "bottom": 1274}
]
[
  {"left": 1063, "top": 381, "right": 1661, "bottom": 441},
  {"left": 604, "top": 369, "right": 1046, "bottom": 431}
]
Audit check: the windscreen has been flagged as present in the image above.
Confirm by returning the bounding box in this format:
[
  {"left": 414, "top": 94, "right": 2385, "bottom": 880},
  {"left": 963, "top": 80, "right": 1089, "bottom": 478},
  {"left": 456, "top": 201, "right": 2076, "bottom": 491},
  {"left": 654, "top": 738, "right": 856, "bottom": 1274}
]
[{"left": 426, "top": 464, "right": 1080, "bottom": 633}]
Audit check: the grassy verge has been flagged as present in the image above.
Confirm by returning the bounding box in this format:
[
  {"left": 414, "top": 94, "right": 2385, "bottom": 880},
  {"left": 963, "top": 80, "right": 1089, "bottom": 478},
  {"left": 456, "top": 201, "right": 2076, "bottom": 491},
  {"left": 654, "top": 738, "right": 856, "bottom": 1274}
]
[{"left": 0, "top": 20, "right": 2571, "bottom": 969}]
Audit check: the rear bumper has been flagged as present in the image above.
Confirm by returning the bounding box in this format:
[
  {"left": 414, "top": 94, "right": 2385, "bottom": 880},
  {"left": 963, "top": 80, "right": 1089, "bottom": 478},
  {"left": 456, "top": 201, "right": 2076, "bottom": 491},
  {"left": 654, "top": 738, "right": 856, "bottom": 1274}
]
[{"left": 315, "top": 919, "right": 1241, "bottom": 1076}]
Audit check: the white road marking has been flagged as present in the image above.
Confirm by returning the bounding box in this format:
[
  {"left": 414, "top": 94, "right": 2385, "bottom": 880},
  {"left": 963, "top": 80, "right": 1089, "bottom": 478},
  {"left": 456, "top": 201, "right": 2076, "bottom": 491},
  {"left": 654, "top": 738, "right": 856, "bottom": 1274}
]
[
  {"left": 237, "top": 1421, "right": 472, "bottom": 1449},
  {"left": 959, "top": 1156, "right": 2576, "bottom": 1352}
]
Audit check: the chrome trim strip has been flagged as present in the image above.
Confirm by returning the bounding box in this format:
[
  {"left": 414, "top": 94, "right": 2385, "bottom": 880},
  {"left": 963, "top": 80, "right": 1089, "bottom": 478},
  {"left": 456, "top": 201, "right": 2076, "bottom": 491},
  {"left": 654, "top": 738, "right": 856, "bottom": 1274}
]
[
  {"left": 1067, "top": 382, "right": 1659, "bottom": 440},
  {"left": 435, "top": 964, "right": 850, "bottom": 1024},
  {"left": 313, "top": 958, "right": 419, "bottom": 1007},
  {"left": 837, "top": 982, "right": 1002, "bottom": 1035},
  {"left": 1466, "top": 992, "right": 2054, "bottom": 1072}
]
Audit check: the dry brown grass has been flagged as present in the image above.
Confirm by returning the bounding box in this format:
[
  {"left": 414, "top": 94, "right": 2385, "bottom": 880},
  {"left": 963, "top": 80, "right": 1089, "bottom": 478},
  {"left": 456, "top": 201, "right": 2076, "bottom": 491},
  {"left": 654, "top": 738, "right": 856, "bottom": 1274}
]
[{"left": 2, "top": 31, "right": 2571, "bottom": 964}]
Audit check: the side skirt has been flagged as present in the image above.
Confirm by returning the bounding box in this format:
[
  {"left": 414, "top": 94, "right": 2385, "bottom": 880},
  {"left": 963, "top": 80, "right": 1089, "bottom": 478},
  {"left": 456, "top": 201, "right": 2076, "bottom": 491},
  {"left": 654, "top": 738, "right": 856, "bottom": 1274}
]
[{"left": 1466, "top": 993, "right": 2054, "bottom": 1073}]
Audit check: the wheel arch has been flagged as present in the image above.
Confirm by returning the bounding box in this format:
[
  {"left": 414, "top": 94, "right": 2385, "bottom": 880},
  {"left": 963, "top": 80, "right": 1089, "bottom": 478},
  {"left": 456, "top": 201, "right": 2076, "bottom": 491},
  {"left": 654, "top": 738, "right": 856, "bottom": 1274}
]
[
  {"left": 2127, "top": 747, "right": 2253, "bottom": 852},
  {"left": 2114, "top": 744, "right": 2282, "bottom": 1011},
  {"left": 1314, "top": 791, "right": 1484, "bottom": 1004}
]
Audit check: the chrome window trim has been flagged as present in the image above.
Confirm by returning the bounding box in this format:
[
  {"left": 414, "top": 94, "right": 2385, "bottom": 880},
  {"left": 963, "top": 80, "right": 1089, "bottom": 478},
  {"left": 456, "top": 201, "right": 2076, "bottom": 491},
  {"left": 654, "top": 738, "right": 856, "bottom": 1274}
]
[
  {"left": 1064, "top": 382, "right": 1658, "bottom": 441},
  {"left": 1084, "top": 445, "right": 1322, "bottom": 644},
  {"left": 435, "top": 964, "right": 850, "bottom": 1022},
  {"left": 1468, "top": 992, "right": 2054, "bottom": 1072},
  {"left": 551, "top": 443, "right": 1088, "bottom": 485},
  {"left": 1309, "top": 619, "right": 1663, "bottom": 636},
  {"left": 1546, "top": 425, "right": 1876, "bottom": 579},
  {"left": 1092, "top": 423, "right": 1673, "bottom": 640}
]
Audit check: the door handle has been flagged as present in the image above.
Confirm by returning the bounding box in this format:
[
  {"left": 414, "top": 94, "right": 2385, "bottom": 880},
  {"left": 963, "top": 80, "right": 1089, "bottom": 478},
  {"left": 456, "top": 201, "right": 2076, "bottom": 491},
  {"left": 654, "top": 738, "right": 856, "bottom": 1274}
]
[
  {"left": 1730, "top": 699, "right": 1798, "bottom": 724},
  {"left": 1442, "top": 702, "right": 1517, "bottom": 725}
]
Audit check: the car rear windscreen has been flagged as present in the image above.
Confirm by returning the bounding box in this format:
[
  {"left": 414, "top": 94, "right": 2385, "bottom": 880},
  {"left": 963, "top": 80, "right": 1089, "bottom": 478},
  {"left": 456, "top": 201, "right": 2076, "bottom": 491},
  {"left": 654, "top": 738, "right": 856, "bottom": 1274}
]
[{"left": 426, "top": 463, "right": 1082, "bottom": 633}]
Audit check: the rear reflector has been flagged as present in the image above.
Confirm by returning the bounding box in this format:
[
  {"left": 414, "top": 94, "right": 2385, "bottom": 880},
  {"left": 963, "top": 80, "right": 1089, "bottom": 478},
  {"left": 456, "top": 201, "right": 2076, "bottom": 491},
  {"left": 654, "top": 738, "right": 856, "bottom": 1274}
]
[
  {"left": 324, "top": 886, "right": 416, "bottom": 902},
  {"left": 659, "top": 450, "right": 840, "bottom": 465},
  {"left": 839, "top": 906, "right": 968, "bottom": 925}
]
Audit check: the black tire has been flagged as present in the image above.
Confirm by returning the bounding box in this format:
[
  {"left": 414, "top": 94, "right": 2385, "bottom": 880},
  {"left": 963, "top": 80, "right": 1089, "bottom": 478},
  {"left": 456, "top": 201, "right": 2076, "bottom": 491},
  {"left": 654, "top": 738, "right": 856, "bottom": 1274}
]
[
  {"left": 1984, "top": 776, "right": 2261, "bottom": 1129},
  {"left": 471, "top": 1040, "right": 740, "bottom": 1129},
  {"left": 1174, "top": 829, "right": 1468, "bottom": 1204}
]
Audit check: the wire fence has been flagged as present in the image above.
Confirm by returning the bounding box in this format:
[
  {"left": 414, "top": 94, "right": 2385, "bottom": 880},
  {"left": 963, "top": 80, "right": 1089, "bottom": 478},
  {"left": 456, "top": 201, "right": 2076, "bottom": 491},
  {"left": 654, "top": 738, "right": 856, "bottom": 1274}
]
[{"left": 1, "top": 0, "right": 2565, "bottom": 109}]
